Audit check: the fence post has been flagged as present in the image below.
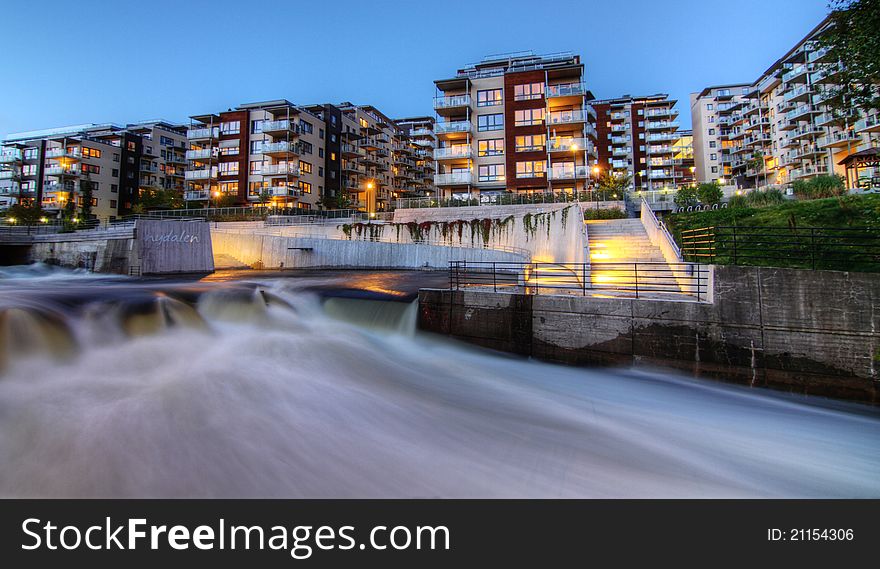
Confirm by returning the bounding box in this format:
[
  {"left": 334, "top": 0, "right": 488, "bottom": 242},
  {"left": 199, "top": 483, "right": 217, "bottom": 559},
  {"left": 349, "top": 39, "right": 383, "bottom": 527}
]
[
  {"left": 582, "top": 263, "right": 586, "bottom": 296},
  {"left": 634, "top": 263, "right": 639, "bottom": 299},
  {"left": 810, "top": 227, "right": 816, "bottom": 270},
  {"left": 492, "top": 262, "right": 497, "bottom": 292},
  {"left": 534, "top": 262, "right": 539, "bottom": 295},
  {"left": 731, "top": 226, "right": 738, "bottom": 265}
]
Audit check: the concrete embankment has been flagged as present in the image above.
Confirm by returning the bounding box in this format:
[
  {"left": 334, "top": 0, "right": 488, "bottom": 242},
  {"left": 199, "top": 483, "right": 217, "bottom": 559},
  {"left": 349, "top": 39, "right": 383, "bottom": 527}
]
[
  {"left": 418, "top": 265, "right": 880, "bottom": 402},
  {"left": 5, "top": 220, "right": 214, "bottom": 275},
  {"left": 211, "top": 231, "right": 527, "bottom": 270}
]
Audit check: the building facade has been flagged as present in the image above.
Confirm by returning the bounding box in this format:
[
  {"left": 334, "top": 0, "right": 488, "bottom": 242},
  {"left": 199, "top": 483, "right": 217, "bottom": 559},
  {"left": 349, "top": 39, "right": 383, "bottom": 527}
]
[
  {"left": 394, "top": 116, "right": 436, "bottom": 201},
  {"left": 690, "top": 84, "right": 752, "bottom": 184},
  {"left": 691, "top": 17, "right": 880, "bottom": 189},
  {"left": 593, "top": 94, "right": 683, "bottom": 191},
  {"left": 1, "top": 124, "right": 145, "bottom": 220},
  {"left": 184, "top": 101, "right": 435, "bottom": 212},
  {"left": 432, "top": 52, "right": 598, "bottom": 199}
]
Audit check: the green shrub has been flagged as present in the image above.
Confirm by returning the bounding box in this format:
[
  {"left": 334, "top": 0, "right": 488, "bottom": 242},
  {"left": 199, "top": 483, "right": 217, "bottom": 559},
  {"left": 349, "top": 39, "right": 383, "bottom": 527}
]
[
  {"left": 583, "top": 208, "right": 628, "bottom": 220},
  {"left": 696, "top": 182, "right": 723, "bottom": 205},
  {"left": 728, "top": 195, "right": 749, "bottom": 209},
  {"left": 791, "top": 175, "right": 846, "bottom": 200},
  {"left": 674, "top": 186, "right": 699, "bottom": 207},
  {"left": 746, "top": 188, "right": 786, "bottom": 207}
]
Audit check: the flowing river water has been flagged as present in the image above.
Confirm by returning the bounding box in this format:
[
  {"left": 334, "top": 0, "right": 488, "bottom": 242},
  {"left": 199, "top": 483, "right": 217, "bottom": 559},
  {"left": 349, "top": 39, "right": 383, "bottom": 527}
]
[{"left": 0, "top": 264, "right": 878, "bottom": 498}]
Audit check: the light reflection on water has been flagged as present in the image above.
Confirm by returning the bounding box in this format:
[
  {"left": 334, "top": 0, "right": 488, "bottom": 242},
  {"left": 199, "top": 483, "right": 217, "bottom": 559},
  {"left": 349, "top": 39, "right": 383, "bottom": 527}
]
[{"left": 0, "top": 264, "right": 877, "bottom": 498}]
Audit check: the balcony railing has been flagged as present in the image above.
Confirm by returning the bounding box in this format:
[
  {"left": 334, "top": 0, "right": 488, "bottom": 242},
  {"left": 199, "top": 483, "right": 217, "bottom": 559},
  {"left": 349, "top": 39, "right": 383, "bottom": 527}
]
[
  {"left": 547, "top": 165, "right": 589, "bottom": 180},
  {"left": 647, "top": 133, "right": 677, "bottom": 142},
  {"left": 435, "top": 121, "right": 471, "bottom": 135},
  {"left": 855, "top": 115, "right": 880, "bottom": 133},
  {"left": 184, "top": 190, "right": 210, "bottom": 201},
  {"left": 817, "top": 130, "right": 861, "bottom": 148},
  {"left": 187, "top": 127, "right": 218, "bottom": 140},
  {"left": 434, "top": 172, "right": 472, "bottom": 185},
  {"left": 0, "top": 150, "right": 23, "bottom": 163},
  {"left": 433, "top": 94, "right": 471, "bottom": 110},
  {"left": 44, "top": 165, "right": 79, "bottom": 176},
  {"left": 184, "top": 169, "right": 216, "bottom": 181},
  {"left": 262, "top": 120, "right": 300, "bottom": 135},
  {"left": 0, "top": 182, "right": 21, "bottom": 195},
  {"left": 546, "top": 83, "right": 586, "bottom": 98},
  {"left": 646, "top": 121, "right": 679, "bottom": 130},
  {"left": 259, "top": 163, "right": 300, "bottom": 176},
  {"left": 186, "top": 148, "right": 215, "bottom": 161},
  {"left": 434, "top": 147, "right": 472, "bottom": 160},
  {"left": 261, "top": 141, "right": 299, "bottom": 154},
  {"left": 548, "top": 138, "right": 590, "bottom": 153},
  {"left": 410, "top": 128, "right": 434, "bottom": 137},
  {"left": 46, "top": 147, "right": 82, "bottom": 160},
  {"left": 267, "top": 186, "right": 302, "bottom": 197},
  {"left": 547, "top": 109, "right": 588, "bottom": 125}
]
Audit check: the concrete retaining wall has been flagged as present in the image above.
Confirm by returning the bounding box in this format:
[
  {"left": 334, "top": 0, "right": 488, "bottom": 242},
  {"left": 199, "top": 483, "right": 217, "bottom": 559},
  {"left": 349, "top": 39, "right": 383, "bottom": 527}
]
[
  {"left": 211, "top": 231, "right": 527, "bottom": 270},
  {"left": 418, "top": 265, "right": 880, "bottom": 402},
  {"left": 29, "top": 238, "right": 133, "bottom": 273},
  {"left": 392, "top": 201, "right": 624, "bottom": 223}
]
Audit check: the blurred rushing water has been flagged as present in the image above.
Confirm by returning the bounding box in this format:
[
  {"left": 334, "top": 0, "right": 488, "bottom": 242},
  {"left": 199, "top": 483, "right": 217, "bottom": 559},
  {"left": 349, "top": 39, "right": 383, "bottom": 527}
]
[{"left": 0, "top": 264, "right": 878, "bottom": 498}]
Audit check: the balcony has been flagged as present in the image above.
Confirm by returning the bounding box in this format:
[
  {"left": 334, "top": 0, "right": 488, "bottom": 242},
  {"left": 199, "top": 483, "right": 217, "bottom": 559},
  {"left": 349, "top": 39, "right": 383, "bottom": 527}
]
[
  {"left": 646, "top": 121, "right": 679, "bottom": 131},
  {"left": 791, "top": 125, "right": 822, "bottom": 140},
  {"left": 611, "top": 136, "right": 629, "bottom": 146},
  {"left": 647, "top": 132, "right": 677, "bottom": 142},
  {"left": 261, "top": 141, "right": 299, "bottom": 156},
  {"left": 547, "top": 165, "right": 589, "bottom": 180},
  {"left": 648, "top": 170, "right": 674, "bottom": 179},
  {"left": 786, "top": 105, "right": 817, "bottom": 122},
  {"left": 186, "top": 148, "right": 215, "bottom": 161},
  {"left": 782, "top": 64, "right": 814, "bottom": 84},
  {"left": 187, "top": 127, "right": 218, "bottom": 140},
  {"left": 645, "top": 108, "right": 678, "bottom": 119},
  {"left": 610, "top": 123, "right": 627, "bottom": 133},
  {"left": 0, "top": 169, "right": 20, "bottom": 180},
  {"left": 433, "top": 94, "right": 471, "bottom": 113},
  {"left": 434, "top": 172, "right": 472, "bottom": 185},
  {"left": 807, "top": 46, "right": 832, "bottom": 64},
  {"left": 0, "top": 150, "right": 22, "bottom": 163},
  {"left": 434, "top": 121, "right": 471, "bottom": 136},
  {"left": 810, "top": 64, "right": 842, "bottom": 85},
  {"left": 855, "top": 115, "right": 880, "bottom": 133},
  {"left": 817, "top": 130, "right": 861, "bottom": 148},
  {"left": 184, "top": 169, "right": 216, "bottom": 181},
  {"left": 44, "top": 165, "right": 79, "bottom": 177},
  {"left": 433, "top": 146, "right": 471, "bottom": 160},
  {"left": 184, "top": 190, "right": 210, "bottom": 201},
  {"left": 140, "top": 162, "right": 159, "bottom": 173},
  {"left": 262, "top": 120, "right": 300, "bottom": 136},
  {"left": 259, "top": 163, "right": 300, "bottom": 176},
  {"left": 784, "top": 85, "right": 814, "bottom": 103},
  {"left": 0, "top": 182, "right": 21, "bottom": 195},
  {"left": 612, "top": 147, "right": 629, "bottom": 157},
  {"left": 167, "top": 153, "right": 187, "bottom": 164},
  {"left": 267, "top": 186, "right": 301, "bottom": 198},
  {"left": 45, "top": 147, "right": 82, "bottom": 160},
  {"left": 546, "top": 83, "right": 586, "bottom": 99},
  {"left": 341, "top": 143, "right": 365, "bottom": 159},
  {"left": 410, "top": 128, "right": 434, "bottom": 137},
  {"left": 647, "top": 145, "right": 673, "bottom": 155},
  {"left": 548, "top": 138, "right": 590, "bottom": 153},
  {"left": 547, "top": 109, "right": 587, "bottom": 125}
]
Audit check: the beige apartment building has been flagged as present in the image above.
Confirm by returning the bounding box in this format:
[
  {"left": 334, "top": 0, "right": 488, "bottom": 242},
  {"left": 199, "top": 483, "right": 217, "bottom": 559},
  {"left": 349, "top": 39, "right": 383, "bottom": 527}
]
[
  {"left": 691, "top": 17, "right": 880, "bottom": 189},
  {"left": 432, "top": 52, "right": 598, "bottom": 199},
  {"left": 184, "top": 101, "right": 435, "bottom": 212},
  {"left": 125, "top": 121, "right": 188, "bottom": 197},
  {"left": 1, "top": 124, "right": 146, "bottom": 220},
  {"left": 690, "top": 84, "right": 752, "bottom": 184}
]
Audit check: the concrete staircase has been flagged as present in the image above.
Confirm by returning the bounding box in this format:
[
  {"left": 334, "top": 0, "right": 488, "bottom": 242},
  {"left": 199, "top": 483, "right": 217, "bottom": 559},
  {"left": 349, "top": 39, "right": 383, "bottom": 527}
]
[{"left": 585, "top": 219, "right": 681, "bottom": 296}]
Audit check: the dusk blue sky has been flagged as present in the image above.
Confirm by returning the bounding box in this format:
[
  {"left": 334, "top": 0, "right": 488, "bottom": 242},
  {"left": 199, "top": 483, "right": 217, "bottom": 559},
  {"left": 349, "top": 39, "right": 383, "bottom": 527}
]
[{"left": 1, "top": 0, "right": 830, "bottom": 139}]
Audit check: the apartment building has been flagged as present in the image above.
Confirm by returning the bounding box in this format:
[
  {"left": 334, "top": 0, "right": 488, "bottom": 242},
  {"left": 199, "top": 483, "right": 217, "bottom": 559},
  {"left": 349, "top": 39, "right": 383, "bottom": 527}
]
[
  {"left": 394, "top": 116, "right": 436, "bottom": 199},
  {"left": 432, "top": 52, "right": 598, "bottom": 199},
  {"left": 125, "top": 121, "right": 188, "bottom": 196},
  {"left": 690, "top": 84, "right": 751, "bottom": 184},
  {"left": 184, "top": 100, "right": 431, "bottom": 212},
  {"left": 673, "top": 129, "right": 696, "bottom": 187},
  {"left": 593, "top": 94, "right": 683, "bottom": 192},
  {"left": 691, "top": 17, "right": 880, "bottom": 189},
  {"left": 1, "top": 124, "right": 143, "bottom": 220}
]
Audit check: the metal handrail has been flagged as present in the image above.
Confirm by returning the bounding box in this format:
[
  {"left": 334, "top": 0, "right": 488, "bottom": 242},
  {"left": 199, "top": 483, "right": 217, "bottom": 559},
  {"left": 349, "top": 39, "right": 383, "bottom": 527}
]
[{"left": 448, "top": 260, "right": 709, "bottom": 301}]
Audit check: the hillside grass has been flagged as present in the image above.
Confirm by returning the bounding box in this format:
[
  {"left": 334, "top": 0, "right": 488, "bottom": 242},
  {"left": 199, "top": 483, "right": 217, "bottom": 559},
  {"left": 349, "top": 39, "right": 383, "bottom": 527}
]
[{"left": 664, "top": 194, "right": 880, "bottom": 272}]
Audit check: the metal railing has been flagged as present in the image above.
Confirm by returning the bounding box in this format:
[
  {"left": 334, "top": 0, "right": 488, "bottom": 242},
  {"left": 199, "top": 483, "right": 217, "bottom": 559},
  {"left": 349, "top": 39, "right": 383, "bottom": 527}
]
[
  {"left": 448, "top": 261, "right": 709, "bottom": 301},
  {"left": 679, "top": 226, "right": 880, "bottom": 272},
  {"left": 395, "top": 191, "right": 625, "bottom": 209}
]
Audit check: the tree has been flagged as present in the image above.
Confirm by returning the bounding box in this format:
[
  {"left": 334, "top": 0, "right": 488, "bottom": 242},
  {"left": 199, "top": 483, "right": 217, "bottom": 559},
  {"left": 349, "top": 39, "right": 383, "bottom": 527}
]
[
  {"left": 79, "top": 179, "right": 94, "bottom": 221},
  {"left": 257, "top": 189, "right": 272, "bottom": 210},
  {"left": 597, "top": 172, "right": 632, "bottom": 193},
  {"left": 817, "top": 0, "right": 880, "bottom": 120},
  {"left": 5, "top": 203, "right": 44, "bottom": 225},
  {"left": 137, "top": 187, "right": 184, "bottom": 211},
  {"left": 674, "top": 186, "right": 699, "bottom": 208},
  {"left": 696, "top": 182, "right": 723, "bottom": 205}
]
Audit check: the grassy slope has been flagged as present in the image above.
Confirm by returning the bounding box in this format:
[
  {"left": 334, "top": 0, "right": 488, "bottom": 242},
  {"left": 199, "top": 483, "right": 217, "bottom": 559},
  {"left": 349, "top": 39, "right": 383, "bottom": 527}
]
[{"left": 663, "top": 194, "right": 880, "bottom": 272}]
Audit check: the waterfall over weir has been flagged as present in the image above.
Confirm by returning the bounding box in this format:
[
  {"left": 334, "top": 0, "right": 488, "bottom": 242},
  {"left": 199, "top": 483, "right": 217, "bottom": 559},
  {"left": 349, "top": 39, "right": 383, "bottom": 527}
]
[{"left": 0, "top": 264, "right": 878, "bottom": 498}]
